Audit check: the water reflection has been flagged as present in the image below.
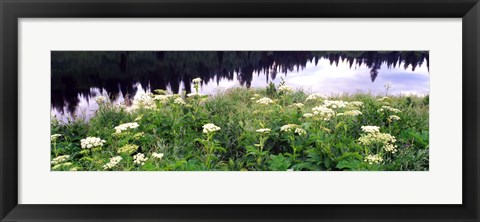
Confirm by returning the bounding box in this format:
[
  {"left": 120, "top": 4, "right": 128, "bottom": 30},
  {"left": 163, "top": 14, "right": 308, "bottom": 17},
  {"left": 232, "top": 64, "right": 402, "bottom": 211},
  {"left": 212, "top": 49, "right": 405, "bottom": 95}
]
[{"left": 51, "top": 51, "right": 429, "bottom": 120}]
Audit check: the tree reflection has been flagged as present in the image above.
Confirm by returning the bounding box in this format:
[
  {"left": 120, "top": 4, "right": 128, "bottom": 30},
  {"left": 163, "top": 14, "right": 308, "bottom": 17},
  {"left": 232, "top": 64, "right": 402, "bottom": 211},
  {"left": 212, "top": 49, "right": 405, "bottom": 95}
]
[{"left": 51, "top": 51, "right": 428, "bottom": 114}]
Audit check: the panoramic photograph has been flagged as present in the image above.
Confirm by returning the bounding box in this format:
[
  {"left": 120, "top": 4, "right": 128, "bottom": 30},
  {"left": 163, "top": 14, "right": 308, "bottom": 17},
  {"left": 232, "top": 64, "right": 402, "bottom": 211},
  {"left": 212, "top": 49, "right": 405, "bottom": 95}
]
[{"left": 50, "top": 51, "right": 429, "bottom": 171}]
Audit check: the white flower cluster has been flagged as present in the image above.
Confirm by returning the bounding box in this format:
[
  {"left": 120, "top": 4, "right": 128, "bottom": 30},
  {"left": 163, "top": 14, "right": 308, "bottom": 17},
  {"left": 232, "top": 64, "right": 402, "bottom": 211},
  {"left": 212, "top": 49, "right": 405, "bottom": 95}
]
[
  {"left": 361, "top": 126, "right": 380, "bottom": 133},
  {"left": 114, "top": 122, "right": 139, "bottom": 134},
  {"left": 95, "top": 95, "right": 108, "bottom": 104},
  {"left": 256, "top": 97, "right": 274, "bottom": 105},
  {"left": 294, "top": 128, "right": 307, "bottom": 136},
  {"left": 343, "top": 110, "right": 363, "bottom": 116},
  {"left": 52, "top": 162, "right": 73, "bottom": 170},
  {"left": 364, "top": 154, "right": 383, "bottom": 164},
  {"left": 174, "top": 97, "right": 186, "bottom": 105},
  {"left": 303, "top": 113, "right": 314, "bottom": 118},
  {"left": 152, "top": 152, "right": 164, "bottom": 160},
  {"left": 117, "top": 144, "right": 138, "bottom": 154},
  {"left": 311, "top": 105, "right": 335, "bottom": 120},
  {"left": 305, "top": 93, "right": 327, "bottom": 101},
  {"left": 359, "top": 132, "right": 396, "bottom": 146},
  {"left": 192, "top": 78, "right": 202, "bottom": 83},
  {"left": 131, "top": 93, "right": 156, "bottom": 110},
  {"left": 202, "top": 123, "right": 221, "bottom": 134},
  {"left": 256, "top": 128, "right": 271, "bottom": 134},
  {"left": 80, "top": 137, "right": 106, "bottom": 149},
  {"left": 51, "top": 155, "right": 70, "bottom": 165},
  {"left": 323, "top": 100, "right": 349, "bottom": 109},
  {"left": 133, "top": 153, "right": 148, "bottom": 165},
  {"left": 51, "top": 134, "right": 62, "bottom": 141},
  {"left": 377, "top": 97, "right": 390, "bottom": 102},
  {"left": 278, "top": 85, "right": 293, "bottom": 93},
  {"left": 290, "top": 103, "right": 304, "bottom": 109},
  {"left": 103, "top": 156, "right": 122, "bottom": 170},
  {"left": 280, "top": 124, "right": 299, "bottom": 132},
  {"left": 281, "top": 124, "right": 306, "bottom": 135},
  {"left": 153, "top": 94, "right": 173, "bottom": 104},
  {"left": 388, "top": 115, "right": 401, "bottom": 121},
  {"left": 187, "top": 92, "right": 205, "bottom": 97},
  {"left": 348, "top": 101, "right": 364, "bottom": 107},
  {"left": 378, "top": 105, "right": 401, "bottom": 113},
  {"left": 383, "top": 144, "right": 398, "bottom": 153}
]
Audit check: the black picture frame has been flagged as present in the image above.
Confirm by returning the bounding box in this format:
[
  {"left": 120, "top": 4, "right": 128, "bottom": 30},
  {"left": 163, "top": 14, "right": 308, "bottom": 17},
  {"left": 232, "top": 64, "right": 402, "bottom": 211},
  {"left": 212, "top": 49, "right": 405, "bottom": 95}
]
[{"left": 1, "top": 0, "right": 479, "bottom": 221}]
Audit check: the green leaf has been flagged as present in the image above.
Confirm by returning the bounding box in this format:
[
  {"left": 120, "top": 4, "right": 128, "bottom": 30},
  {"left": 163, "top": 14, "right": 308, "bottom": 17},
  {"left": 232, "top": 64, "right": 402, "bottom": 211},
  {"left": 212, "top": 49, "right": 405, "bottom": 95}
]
[
  {"left": 336, "top": 159, "right": 362, "bottom": 170},
  {"left": 267, "top": 154, "right": 291, "bottom": 171}
]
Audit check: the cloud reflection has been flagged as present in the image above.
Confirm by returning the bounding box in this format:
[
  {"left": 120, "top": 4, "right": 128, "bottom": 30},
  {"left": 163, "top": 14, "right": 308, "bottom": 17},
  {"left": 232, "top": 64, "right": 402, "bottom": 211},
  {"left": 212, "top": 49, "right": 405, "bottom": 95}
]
[{"left": 200, "top": 58, "right": 429, "bottom": 96}]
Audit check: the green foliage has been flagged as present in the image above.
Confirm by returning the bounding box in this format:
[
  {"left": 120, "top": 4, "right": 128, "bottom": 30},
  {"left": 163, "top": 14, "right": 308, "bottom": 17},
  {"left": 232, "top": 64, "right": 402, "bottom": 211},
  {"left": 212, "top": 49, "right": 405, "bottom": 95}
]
[
  {"left": 268, "top": 154, "right": 291, "bottom": 171},
  {"left": 51, "top": 84, "right": 429, "bottom": 171}
]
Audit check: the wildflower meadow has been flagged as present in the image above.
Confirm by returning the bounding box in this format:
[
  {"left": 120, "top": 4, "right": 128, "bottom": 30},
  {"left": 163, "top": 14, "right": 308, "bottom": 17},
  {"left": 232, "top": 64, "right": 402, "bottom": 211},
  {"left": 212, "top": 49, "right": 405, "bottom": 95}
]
[{"left": 51, "top": 79, "right": 429, "bottom": 171}]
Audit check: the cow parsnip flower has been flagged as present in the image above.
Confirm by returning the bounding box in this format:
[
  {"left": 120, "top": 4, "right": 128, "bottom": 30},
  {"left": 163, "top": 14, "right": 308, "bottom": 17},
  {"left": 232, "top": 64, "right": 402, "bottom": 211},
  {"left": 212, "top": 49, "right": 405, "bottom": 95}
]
[
  {"left": 256, "top": 97, "right": 274, "bottom": 105},
  {"left": 202, "top": 123, "right": 221, "bottom": 134},
  {"left": 131, "top": 93, "right": 156, "bottom": 110},
  {"left": 278, "top": 85, "right": 293, "bottom": 93},
  {"left": 388, "top": 115, "right": 401, "bottom": 121},
  {"left": 133, "top": 153, "right": 148, "bottom": 165},
  {"left": 361, "top": 126, "right": 380, "bottom": 133},
  {"left": 377, "top": 96, "right": 391, "bottom": 102},
  {"left": 152, "top": 152, "right": 164, "bottom": 160},
  {"left": 103, "top": 156, "right": 122, "bottom": 170},
  {"left": 312, "top": 105, "right": 335, "bottom": 120},
  {"left": 117, "top": 144, "right": 139, "bottom": 154},
  {"left": 343, "top": 110, "right": 362, "bottom": 116},
  {"left": 281, "top": 124, "right": 306, "bottom": 135},
  {"left": 133, "top": 132, "right": 145, "bottom": 140},
  {"left": 51, "top": 134, "right": 62, "bottom": 141},
  {"left": 153, "top": 95, "right": 172, "bottom": 103},
  {"left": 256, "top": 128, "right": 271, "bottom": 134},
  {"left": 51, "top": 155, "right": 70, "bottom": 165},
  {"left": 174, "top": 97, "right": 186, "bottom": 105},
  {"left": 358, "top": 132, "right": 396, "bottom": 145},
  {"left": 114, "top": 122, "right": 139, "bottom": 134},
  {"left": 364, "top": 154, "right": 383, "bottom": 164},
  {"left": 383, "top": 144, "right": 398, "bottom": 153},
  {"left": 187, "top": 92, "right": 205, "bottom": 97},
  {"left": 323, "top": 100, "right": 349, "bottom": 109},
  {"left": 52, "top": 162, "right": 73, "bottom": 170},
  {"left": 80, "top": 137, "right": 106, "bottom": 149},
  {"left": 305, "top": 93, "right": 327, "bottom": 101},
  {"left": 378, "top": 105, "right": 401, "bottom": 113},
  {"left": 280, "top": 124, "right": 299, "bottom": 132},
  {"left": 95, "top": 95, "right": 108, "bottom": 104},
  {"left": 192, "top": 78, "right": 202, "bottom": 83},
  {"left": 290, "top": 103, "right": 304, "bottom": 109},
  {"left": 294, "top": 128, "right": 307, "bottom": 136},
  {"left": 348, "top": 101, "right": 364, "bottom": 107},
  {"left": 303, "top": 113, "right": 314, "bottom": 118}
]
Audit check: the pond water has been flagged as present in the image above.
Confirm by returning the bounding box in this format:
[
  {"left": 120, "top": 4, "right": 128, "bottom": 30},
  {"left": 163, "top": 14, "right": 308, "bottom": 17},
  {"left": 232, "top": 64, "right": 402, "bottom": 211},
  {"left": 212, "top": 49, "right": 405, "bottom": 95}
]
[{"left": 51, "top": 51, "right": 429, "bottom": 122}]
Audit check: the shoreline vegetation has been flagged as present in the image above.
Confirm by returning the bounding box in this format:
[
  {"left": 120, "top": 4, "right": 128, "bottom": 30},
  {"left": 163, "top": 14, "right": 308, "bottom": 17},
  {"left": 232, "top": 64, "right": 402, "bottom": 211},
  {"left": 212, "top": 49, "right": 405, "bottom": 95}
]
[{"left": 51, "top": 79, "right": 429, "bottom": 171}]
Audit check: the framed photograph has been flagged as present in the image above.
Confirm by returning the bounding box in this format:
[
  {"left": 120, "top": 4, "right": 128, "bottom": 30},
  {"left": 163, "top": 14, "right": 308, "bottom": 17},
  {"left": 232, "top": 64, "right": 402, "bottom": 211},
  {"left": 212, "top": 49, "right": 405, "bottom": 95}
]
[{"left": 1, "top": 0, "right": 479, "bottom": 221}]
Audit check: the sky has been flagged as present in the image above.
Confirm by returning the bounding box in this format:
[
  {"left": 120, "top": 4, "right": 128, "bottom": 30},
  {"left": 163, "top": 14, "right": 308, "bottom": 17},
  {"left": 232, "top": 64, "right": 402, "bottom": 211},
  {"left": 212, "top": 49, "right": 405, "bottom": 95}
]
[{"left": 199, "top": 58, "right": 429, "bottom": 96}]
